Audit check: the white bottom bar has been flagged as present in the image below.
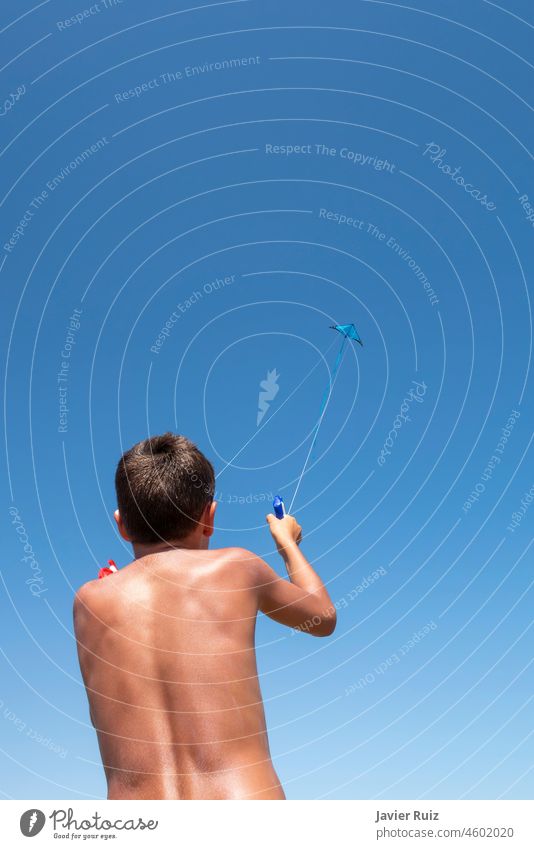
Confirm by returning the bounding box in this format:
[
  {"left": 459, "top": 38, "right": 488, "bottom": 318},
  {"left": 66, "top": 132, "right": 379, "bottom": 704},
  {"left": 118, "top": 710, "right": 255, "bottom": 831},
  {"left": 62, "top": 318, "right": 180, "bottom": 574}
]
[{"left": 3, "top": 800, "right": 533, "bottom": 847}]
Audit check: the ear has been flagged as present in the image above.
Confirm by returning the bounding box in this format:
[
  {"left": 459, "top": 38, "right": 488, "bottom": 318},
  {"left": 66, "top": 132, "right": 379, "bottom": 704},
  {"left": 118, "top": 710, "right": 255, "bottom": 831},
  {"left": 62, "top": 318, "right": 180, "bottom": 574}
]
[
  {"left": 200, "top": 501, "right": 217, "bottom": 537},
  {"left": 114, "top": 509, "right": 131, "bottom": 542}
]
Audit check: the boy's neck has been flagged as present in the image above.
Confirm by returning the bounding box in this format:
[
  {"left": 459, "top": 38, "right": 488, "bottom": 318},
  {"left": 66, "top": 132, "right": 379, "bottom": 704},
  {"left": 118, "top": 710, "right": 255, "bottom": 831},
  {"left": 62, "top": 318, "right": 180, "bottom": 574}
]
[{"left": 132, "top": 534, "right": 208, "bottom": 560}]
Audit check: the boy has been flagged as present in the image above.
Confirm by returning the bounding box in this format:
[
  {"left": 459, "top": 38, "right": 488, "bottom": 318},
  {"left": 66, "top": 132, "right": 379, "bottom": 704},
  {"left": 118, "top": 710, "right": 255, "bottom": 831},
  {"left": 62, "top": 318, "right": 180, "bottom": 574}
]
[{"left": 74, "top": 433, "right": 336, "bottom": 799}]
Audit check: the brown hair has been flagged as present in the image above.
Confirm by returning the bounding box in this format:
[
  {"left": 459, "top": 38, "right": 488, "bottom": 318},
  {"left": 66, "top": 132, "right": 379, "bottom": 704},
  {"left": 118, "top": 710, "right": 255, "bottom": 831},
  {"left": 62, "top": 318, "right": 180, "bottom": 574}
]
[{"left": 115, "top": 433, "right": 215, "bottom": 543}]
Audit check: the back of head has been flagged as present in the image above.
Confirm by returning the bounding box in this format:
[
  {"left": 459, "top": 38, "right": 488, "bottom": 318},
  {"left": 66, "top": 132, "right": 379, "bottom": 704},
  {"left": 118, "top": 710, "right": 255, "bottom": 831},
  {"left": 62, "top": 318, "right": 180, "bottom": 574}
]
[{"left": 115, "top": 433, "right": 215, "bottom": 544}]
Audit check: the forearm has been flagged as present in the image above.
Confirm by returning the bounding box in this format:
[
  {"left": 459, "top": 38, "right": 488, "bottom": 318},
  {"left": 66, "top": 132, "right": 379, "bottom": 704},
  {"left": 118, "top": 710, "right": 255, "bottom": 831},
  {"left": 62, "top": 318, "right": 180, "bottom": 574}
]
[
  {"left": 265, "top": 514, "right": 337, "bottom": 635},
  {"left": 281, "top": 542, "right": 330, "bottom": 598}
]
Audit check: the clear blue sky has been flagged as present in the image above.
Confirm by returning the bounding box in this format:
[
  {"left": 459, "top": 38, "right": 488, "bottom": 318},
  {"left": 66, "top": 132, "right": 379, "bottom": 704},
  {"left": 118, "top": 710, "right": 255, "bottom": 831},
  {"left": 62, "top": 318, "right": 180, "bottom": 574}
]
[{"left": 1, "top": 0, "right": 533, "bottom": 800}]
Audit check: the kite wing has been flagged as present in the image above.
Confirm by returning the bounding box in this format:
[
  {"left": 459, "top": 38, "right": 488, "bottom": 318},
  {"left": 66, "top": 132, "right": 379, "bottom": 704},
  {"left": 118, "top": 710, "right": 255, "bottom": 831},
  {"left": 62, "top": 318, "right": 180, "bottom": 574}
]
[{"left": 330, "top": 323, "right": 363, "bottom": 345}]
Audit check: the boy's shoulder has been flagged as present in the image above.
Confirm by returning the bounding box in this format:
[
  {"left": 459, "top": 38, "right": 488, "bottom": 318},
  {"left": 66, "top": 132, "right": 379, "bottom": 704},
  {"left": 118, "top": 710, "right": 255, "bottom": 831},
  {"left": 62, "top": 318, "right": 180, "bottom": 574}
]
[
  {"left": 74, "top": 576, "right": 99, "bottom": 604},
  {"left": 215, "top": 546, "right": 260, "bottom": 560},
  {"left": 209, "top": 547, "right": 269, "bottom": 582},
  {"left": 73, "top": 574, "right": 112, "bottom": 614},
  {"left": 73, "top": 562, "right": 132, "bottom": 612},
  {"left": 72, "top": 577, "right": 102, "bottom": 635},
  {"left": 214, "top": 546, "right": 266, "bottom": 567}
]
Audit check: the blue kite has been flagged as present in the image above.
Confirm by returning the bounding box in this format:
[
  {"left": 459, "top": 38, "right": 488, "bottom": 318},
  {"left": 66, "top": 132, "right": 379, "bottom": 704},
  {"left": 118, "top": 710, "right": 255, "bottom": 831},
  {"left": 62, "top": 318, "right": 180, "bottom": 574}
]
[{"left": 330, "top": 323, "right": 363, "bottom": 346}]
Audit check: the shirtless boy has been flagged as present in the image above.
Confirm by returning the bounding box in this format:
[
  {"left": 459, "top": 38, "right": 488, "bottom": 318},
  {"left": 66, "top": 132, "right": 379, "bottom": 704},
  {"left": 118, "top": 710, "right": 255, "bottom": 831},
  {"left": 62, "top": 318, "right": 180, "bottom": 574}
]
[{"left": 74, "top": 433, "right": 336, "bottom": 800}]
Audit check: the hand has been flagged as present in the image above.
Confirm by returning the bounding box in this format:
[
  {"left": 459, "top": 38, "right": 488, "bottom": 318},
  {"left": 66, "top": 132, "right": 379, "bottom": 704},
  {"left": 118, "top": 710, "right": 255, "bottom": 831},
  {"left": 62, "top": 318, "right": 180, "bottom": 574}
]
[{"left": 266, "top": 513, "right": 302, "bottom": 556}]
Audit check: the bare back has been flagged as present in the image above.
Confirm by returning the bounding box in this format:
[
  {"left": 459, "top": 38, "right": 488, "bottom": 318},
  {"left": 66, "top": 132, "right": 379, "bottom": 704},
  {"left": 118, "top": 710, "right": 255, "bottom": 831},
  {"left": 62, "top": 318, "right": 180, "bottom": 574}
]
[{"left": 74, "top": 548, "right": 285, "bottom": 800}]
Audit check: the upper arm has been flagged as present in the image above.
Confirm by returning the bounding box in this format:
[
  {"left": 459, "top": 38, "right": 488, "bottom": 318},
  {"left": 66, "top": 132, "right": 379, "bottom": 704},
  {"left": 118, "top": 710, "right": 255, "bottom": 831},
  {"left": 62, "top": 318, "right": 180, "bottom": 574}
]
[
  {"left": 250, "top": 555, "right": 336, "bottom": 637},
  {"left": 73, "top": 583, "right": 99, "bottom": 725},
  {"left": 73, "top": 581, "right": 96, "bottom": 636},
  {"left": 73, "top": 583, "right": 87, "bottom": 635}
]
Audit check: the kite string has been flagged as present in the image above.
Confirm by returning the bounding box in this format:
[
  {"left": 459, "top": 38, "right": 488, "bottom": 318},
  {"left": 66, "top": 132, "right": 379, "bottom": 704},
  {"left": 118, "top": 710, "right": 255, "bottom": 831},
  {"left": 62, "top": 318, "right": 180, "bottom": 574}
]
[
  {"left": 288, "top": 334, "right": 348, "bottom": 513},
  {"left": 216, "top": 337, "right": 338, "bottom": 481}
]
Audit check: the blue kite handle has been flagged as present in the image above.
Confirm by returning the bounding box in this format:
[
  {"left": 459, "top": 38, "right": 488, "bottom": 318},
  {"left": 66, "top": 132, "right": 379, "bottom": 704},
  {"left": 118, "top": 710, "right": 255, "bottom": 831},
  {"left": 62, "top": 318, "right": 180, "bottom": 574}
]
[{"left": 273, "top": 495, "right": 285, "bottom": 520}]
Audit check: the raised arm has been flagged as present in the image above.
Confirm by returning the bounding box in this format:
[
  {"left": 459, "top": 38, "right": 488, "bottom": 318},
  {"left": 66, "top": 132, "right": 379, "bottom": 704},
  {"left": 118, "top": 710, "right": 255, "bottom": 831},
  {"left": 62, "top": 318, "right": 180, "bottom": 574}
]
[{"left": 254, "top": 513, "right": 336, "bottom": 637}]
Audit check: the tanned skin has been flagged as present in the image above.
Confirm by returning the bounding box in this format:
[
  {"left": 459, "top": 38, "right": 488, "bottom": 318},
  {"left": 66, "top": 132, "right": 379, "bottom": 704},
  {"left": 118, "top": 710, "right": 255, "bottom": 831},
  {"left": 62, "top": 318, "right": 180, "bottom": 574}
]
[{"left": 74, "top": 503, "right": 336, "bottom": 800}]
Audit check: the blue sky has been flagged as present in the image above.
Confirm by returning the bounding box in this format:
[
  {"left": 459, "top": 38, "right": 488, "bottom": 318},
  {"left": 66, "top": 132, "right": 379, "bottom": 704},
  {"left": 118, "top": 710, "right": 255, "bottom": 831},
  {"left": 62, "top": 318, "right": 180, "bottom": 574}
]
[{"left": 1, "top": 0, "right": 533, "bottom": 800}]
